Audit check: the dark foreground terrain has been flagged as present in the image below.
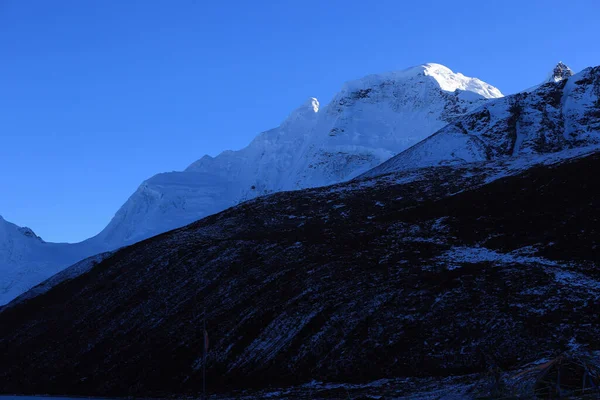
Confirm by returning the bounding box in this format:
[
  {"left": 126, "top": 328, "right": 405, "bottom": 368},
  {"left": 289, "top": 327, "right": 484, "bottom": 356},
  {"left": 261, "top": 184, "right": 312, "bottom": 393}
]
[{"left": 1, "top": 150, "right": 600, "bottom": 398}]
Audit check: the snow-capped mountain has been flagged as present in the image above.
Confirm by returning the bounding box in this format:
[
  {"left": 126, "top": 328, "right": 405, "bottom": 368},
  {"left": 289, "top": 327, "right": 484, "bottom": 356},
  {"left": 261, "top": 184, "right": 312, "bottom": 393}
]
[
  {"left": 95, "top": 63, "right": 502, "bottom": 247},
  {"left": 0, "top": 216, "right": 105, "bottom": 305},
  {"left": 0, "top": 63, "right": 503, "bottom": 305},
  {"left": 546, "top": 61, "right": 574, "bottom": 84},
  {"left": 4, "top": 61, "right": 600, "bottom": 399},
  {"left": 364, "top": 63, "right": 600, "bottom": 177}
]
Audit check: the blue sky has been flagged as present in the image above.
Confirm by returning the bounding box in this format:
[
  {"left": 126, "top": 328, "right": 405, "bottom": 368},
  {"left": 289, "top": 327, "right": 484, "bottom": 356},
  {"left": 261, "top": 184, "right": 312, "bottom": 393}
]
[{"left": 1, "top": 0, "right": 599, "bottom": 243}]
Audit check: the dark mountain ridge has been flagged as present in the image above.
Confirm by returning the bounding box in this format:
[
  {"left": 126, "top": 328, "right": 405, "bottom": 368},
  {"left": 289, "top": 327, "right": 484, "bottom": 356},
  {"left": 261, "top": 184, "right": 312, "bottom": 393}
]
[{"left": 1, "top": 147, "right": 599, "bottom": 397}]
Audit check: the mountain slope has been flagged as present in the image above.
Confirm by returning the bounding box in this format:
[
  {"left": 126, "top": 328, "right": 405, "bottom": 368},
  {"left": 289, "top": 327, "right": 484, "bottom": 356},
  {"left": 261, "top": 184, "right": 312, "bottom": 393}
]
[
  {"left": 94, "top": 63, "right": 502, "bottom": 248},
  {"left": 1, "top": 149, "right": 599, "bottom": 397},
  {"left": 364, "top": 63, "right": 600, "bottom": 177}
]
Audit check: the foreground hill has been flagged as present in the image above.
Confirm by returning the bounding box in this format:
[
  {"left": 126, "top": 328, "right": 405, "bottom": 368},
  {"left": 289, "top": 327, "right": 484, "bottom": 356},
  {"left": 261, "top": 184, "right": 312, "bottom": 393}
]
[{"left": 1, "top": 147, "right": 599, "bottom": 397}]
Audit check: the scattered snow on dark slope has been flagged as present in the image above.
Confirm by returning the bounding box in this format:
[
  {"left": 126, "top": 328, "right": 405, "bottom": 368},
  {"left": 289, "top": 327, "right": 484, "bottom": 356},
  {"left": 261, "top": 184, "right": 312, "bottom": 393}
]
[{"left": 1, "top": 150, "right": 599, "bottom": 397}]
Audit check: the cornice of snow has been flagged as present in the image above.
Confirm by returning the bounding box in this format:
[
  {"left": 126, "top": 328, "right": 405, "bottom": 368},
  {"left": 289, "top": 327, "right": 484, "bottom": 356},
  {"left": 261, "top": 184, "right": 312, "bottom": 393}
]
[
  {"left": 524, "top": 62, "right": 575, "bottom": 93},
  {"left": 279, "top": 97, "right": 320, "bottom": 128},
  {"left": 0, "top": 63, "right": 519, "bottom": 306}
]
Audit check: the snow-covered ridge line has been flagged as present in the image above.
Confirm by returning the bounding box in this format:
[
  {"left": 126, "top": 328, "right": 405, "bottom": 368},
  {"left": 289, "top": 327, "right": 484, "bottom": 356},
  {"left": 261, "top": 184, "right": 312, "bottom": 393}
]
[
  {"left": 364, "top": 63, "right": 600, "bottom": 177},
  {"left": 339, "top": 63, "right": 503, "bottom": 99},
  {"left": 0, "top": 216, "right": 107, "bottom": 306}
]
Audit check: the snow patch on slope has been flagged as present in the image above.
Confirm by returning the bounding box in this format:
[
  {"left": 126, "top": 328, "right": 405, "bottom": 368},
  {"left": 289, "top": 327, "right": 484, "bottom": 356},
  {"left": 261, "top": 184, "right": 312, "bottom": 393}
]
[{"left": 439, "top": 246, "right": 560, "bottom": 268}]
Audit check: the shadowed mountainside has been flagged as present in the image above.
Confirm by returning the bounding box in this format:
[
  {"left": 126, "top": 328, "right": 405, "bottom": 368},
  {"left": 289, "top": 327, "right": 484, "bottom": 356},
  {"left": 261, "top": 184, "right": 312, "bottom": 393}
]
[{"left": 1, "top": 149, "right": 599, "bottom": 397}]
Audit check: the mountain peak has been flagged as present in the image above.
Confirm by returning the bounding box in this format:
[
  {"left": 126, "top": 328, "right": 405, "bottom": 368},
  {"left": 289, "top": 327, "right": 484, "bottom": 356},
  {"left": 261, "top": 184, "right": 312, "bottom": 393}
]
[
  {"left": 304, "top": 97, "right": 319, "bottom": 113},
  {"left": 421, "top": 63, "right": 504, "bottom": 99},
  {"left": 0, "top": 215, "right": 43, "bottom": 241},
  {"left": 339, "top": 63, "right": 503, "bottom": 100},
  {"left": 548, "top": 61, "right": 574, "bottom": 83}
]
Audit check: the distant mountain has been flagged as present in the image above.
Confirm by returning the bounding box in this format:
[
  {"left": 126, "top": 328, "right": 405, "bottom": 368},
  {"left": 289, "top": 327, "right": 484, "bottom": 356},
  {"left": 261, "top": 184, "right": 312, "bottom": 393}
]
[
  {"left": 364, "top": 63, "right": 600, "bottom": 177},
  {"left": 0, "top": 216, "right": 105, "bottom": 305},
  {"left": 0, "top": 63, "right": 502, "bottom": 305}
]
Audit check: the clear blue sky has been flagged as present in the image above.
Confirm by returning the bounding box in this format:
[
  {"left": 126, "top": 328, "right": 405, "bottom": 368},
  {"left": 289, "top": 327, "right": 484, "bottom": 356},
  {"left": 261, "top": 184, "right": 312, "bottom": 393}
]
[{"left": 1, "top": 0, "right": 599, "bottom": 243}]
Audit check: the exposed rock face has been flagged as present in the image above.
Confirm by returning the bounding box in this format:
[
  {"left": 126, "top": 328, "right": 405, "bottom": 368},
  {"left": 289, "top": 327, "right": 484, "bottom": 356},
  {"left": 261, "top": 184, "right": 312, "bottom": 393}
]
[
  {"left": 16, "top": 227, "right": 42, "bottom": 241},
  {"left": 1, "top": 148, "right": 599, "bottom": 397},
  {"left": 1, "top": 63, "right": 599, "bottom": 399},
  {"left": 549, "top": 61, "right": 574, "bottom": 83},
  {"left": 96, "top": 63, "right": 501, "bottom": 249}
]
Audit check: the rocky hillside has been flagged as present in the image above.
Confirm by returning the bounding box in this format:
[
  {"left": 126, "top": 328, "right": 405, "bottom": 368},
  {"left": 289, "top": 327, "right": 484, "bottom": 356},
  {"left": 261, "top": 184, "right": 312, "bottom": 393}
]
[
  {"left": 365, "top": 65, "right": 600, "bottom": 177},
  {"left": 1, "top": 147, "right": 599, "bottom": 397}
]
